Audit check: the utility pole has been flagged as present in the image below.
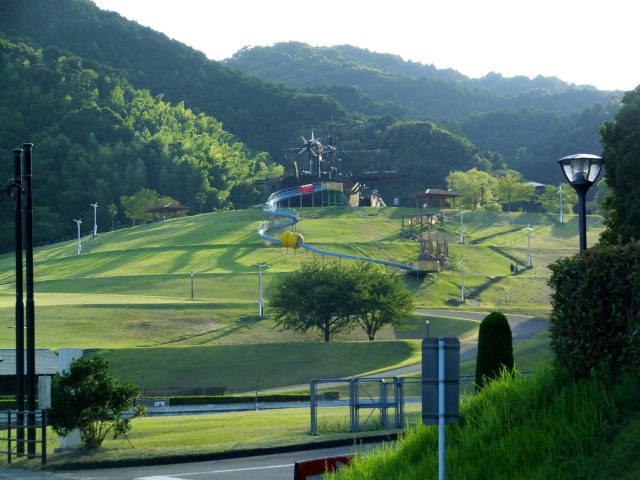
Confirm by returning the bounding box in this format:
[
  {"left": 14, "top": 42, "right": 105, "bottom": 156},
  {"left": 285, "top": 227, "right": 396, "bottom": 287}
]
[{"left": 23, "top": 143, "right": 36, "bottom": 456}]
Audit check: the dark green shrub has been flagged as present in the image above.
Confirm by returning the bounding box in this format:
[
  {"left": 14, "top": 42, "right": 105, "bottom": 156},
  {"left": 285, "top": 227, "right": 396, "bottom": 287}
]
[
  {"left": 0, "top": 398, "right": 16, "bottom": 410},
  {"left": 318, "top": 391, "right": 340, "bottom": 401},
  {"left": 548, "top": 242, "right": 640, "bottom": 381},
  {"left": 475, "top": 311, "right": 514, "bottom": 389},
  {"left": 165, "top": 393, "right": 311, "bottom": 406}
]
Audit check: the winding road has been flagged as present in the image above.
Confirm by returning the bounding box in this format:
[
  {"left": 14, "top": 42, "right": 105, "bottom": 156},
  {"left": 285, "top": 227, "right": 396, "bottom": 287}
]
[{"left": 368, "top": 310, "right": 549, "bottom": 378}]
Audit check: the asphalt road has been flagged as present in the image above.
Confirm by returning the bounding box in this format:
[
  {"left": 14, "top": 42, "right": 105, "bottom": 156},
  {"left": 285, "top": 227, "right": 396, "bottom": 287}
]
[
  {"left": 0, "top": 443, "right": 383, "bottom": 480},
  {"left": 371, "top": 310, "right": 549, "bottom": 377}
]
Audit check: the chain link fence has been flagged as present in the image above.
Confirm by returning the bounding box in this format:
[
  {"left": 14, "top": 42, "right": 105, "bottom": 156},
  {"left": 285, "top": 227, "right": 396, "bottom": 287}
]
[{"left": 310, "top": 376, "right": 476, "bottom": 435}]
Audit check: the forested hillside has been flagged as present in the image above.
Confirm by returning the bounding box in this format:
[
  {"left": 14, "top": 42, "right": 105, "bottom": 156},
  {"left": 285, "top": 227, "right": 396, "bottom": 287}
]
[
  {"left": 225, "top": 42, "right": 622, "bottom": 182},
  {"left": 0, "top": 0, "right": 626, "bottom": 251},
  {"left": 225, "top": 42, "right": 620, "bottom": 118}
]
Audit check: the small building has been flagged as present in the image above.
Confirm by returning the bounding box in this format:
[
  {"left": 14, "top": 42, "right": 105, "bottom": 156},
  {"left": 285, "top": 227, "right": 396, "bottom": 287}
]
[
  {"left": 148, "top": 203, "right": 190, "bottom": 220},
  {"left": 408, "top": 189, "right": 463, "bottom": 209},
  {"left": 0, "top": 349, "right": 58, "bottom": 395}
]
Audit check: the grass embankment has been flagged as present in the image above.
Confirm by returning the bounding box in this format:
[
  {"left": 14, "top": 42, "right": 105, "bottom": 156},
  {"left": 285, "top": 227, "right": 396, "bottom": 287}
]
[
  {"left": 0, "top": 208, "right": 600, "bottom": 350},
  {"left": 0, "top": 207, "right": 608, "bottom": 470},
  {"left": 328, "top": 371, "right": 640, "bottom": 480},
  {"left": 4, "top": 327, "right": 551, "bottom": 471},
  {"left": 0, "top": 207, "right": 582, "bottom": 391}
]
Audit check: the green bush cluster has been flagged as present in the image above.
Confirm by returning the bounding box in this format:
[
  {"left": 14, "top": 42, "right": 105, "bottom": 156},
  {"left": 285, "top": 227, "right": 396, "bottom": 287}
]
[
  {"left": 475, "top": 312, "right": 514, "bottom": 389},
  {"left": 548, "top": 241, "right": 640, "bottom": 380},
  {"left": 0, "top": 398, "right": 16, "bottom": 410},
  {"left": 328, "top": 371, "right": 640, "bottom": 479}
]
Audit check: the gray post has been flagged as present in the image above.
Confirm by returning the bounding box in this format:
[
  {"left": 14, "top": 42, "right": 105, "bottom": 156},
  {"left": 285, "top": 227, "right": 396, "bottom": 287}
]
[
  {"left": 349, "top": 379, "right": 358, "bottom": 433},
  {"left": 395, "top": 377, "right": 403, "bottom": 428},
  {"left": 310, "top": 380, "right": 317, "bottom": 436},
  {"left": 439, "top": 340, "right": 445, "bottom": 480},
  {"left": 380, "top": 380, "right": 388, "bottom": 429}
]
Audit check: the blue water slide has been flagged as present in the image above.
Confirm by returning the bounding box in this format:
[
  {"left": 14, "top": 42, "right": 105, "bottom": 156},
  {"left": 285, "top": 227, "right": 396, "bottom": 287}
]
[{"left": 259, "top": 182, "right": 413, "bottom": 270}]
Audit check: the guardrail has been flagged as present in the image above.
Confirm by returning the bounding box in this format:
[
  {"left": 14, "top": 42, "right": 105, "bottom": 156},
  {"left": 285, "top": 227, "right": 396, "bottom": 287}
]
[{"left": 0, "top": 410, "right": 47, "bottom": 465}]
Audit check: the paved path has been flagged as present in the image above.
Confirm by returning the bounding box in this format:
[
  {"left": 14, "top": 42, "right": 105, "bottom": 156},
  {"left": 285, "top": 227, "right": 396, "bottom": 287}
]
[
  {"left": 0, "top": 443, "right": 381, "bottom": 480},
  {"left": 367, "top": 310, "right": 549, "bottom": 377}
]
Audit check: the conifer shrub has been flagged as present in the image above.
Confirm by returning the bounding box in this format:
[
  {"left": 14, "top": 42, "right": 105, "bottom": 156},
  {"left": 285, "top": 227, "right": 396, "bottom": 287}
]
[
  {"left": 475, "top": 311, "right": 514, "bottom": 389},
  {"left": 548, "top": 241, "right": 640, "bottom": 381}
]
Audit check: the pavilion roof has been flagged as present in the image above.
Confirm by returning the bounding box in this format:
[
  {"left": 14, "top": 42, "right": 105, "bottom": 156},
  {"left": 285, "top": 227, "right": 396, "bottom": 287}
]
[
  {"left": 408, "top": 189, "right": 462, "bottom": 199},
  {"left": 148, "top": 203, "right": 190, "bottom": 213}
]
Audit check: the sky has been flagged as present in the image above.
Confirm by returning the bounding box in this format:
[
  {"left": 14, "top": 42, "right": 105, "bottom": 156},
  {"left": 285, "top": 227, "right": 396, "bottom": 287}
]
[{"left": 92, "top": 0, "right": 638, "bottom": 92}]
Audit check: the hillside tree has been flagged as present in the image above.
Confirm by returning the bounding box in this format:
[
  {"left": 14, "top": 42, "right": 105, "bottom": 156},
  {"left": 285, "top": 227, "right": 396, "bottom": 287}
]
[
  {"left": 120, "top": 188, "right": 159, "bottom": 226},
  {"left": 107, "top": 204, "right": 118, "bottom": 231},
  {"left": 600, "top": 86, "right": 640, "bottom": 245},
  {"left": 270, "top": 261, "right": 359, "bottom": 342},
  {"left": 447, "top": 168, "right": 495, "bottom": 209},
  {"left": 352, "top": 263, "right": 415, "bottom": 340},
  {"left": 195, "top": 192, "right": 207, "bottom": 213},
  {"left": 536, "top": 185, "right": 578, "bottom": 215},
  {"left": 270, "top": 260, "right": 413, "bottom": 341},
  {"left": 493, "top": 170, "right": 536, "bottom": 212}
]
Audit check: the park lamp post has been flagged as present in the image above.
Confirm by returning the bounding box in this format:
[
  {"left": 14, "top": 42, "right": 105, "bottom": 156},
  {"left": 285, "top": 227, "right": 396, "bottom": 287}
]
[
  {"left": 255, "top": 263, "right": 271, "bottom": 317},
  {"left": 558, "top": 154, "right": 603, "bottom": 252},
  {"left": 90, "top": 202, "right": 98, "bottom": 236},
  {"left": 459, "top": 257, "right": 465, "bottom": 303},
  {"left": 458, "top": 206, "right": 464, "bottom": 244},
  {"left": 557, "top": 186, "right": 564, "bottom": 224},
  {"left": 524, "top": 224, "right": 533, "bottom": 267},
  {"left": 73, "top": 219, "right": 82, "bottom": 255}
]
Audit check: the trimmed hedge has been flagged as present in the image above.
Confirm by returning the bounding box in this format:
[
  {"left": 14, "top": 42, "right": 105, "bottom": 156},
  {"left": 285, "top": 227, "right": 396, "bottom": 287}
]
[
  {"left": 548, "top": 241, "right": 640, "bottom": 380},
  {"left": 0, "top": 399, "right": 16, "bottom": 410},
  {"left": 475, "top": 312, "right": 514, "bottom": 389},
  {"left": 150, "top": 393, "right": 311, "bottom": 406}
]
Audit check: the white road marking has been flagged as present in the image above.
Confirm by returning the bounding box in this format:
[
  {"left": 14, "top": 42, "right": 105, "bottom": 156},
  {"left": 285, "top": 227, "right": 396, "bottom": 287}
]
[{"left": 135, "top": 463, "right": 293, "bottom": 479}]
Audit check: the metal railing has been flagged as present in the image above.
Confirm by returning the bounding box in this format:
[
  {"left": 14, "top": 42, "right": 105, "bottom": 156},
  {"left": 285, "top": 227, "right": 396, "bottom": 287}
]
[
  {"left": 0, "top": 410, "right": 47, "bottom": 465},
  {"left": 310, "top": 376, "right": 476, "bottom": 435}
]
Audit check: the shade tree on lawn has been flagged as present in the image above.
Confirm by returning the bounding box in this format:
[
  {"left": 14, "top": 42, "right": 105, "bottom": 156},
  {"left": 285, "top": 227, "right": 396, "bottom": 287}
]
[{"left": 269, "top": 260, "right": 414, "bottom": 342}]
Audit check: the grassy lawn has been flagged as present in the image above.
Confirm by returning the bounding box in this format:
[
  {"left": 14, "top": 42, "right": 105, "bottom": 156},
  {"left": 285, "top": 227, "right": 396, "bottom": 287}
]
[
  {"left": 10, "top": 407, "right": 339, "bottom": 469},
  {"left": 98, "top": 341, "right": 422, "bottom": 393},
  {"left": 0, "top": 206, "right": 587, "bottom": 470}
]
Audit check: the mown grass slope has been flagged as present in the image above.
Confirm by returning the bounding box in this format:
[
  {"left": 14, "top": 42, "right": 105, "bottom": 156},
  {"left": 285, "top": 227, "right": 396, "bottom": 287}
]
[
  {"left": 328, "top": 371, "right": 640, "bottom": 480},
  {"left": 0, "top": 206, "right": 602, "bottom": 391}
]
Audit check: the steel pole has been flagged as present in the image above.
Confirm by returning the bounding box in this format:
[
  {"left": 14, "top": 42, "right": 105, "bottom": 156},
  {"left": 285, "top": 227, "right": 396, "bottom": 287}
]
[
  {"left": 258, "top": 267, "right": 264, "bottom": 317},
  {"left": 438, "top": 340, "right": 445, "bottom": 480},
  {"left": 13, "top": 148, "right": 25, "bottom": 455},
  {"left": 577, "top": 189, "right": 587, "bottom": 252},
  {"left": 22, "top": 143, "right": 36, "bottom": 456}
]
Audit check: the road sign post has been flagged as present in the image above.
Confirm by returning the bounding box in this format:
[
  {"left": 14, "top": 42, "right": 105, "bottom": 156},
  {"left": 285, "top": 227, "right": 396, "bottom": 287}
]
[{"left": 422, "top": 338, "right": 460, "bottom": 480}]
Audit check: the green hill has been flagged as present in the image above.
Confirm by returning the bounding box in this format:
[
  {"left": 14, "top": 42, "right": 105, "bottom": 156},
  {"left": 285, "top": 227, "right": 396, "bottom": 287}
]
[
  {"left": 0, "top": 0, "right": 619, "bottom": 253},
  {"left": 0, "top": 206, "right": 602, "bottom": 392}
]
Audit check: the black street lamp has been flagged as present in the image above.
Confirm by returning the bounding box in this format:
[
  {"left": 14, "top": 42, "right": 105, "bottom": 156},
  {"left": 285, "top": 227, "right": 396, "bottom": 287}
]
[{"left": 557, "top": 154, "right": 603, "bottom": 252}]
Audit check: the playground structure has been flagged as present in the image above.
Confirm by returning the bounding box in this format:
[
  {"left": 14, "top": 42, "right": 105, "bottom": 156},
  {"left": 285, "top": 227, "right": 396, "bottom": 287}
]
[
  {"left": 259, "top": 119, "right": 404, "bottom": 209},
  {"left": 258, "top": 182, "right": 414, "bottom": 270},
  {"left": 256, "top": 121, "right": 447, "bottom": 274},
  {"left": 401, "top": 213, "right": 449, "bottom": 273}
]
